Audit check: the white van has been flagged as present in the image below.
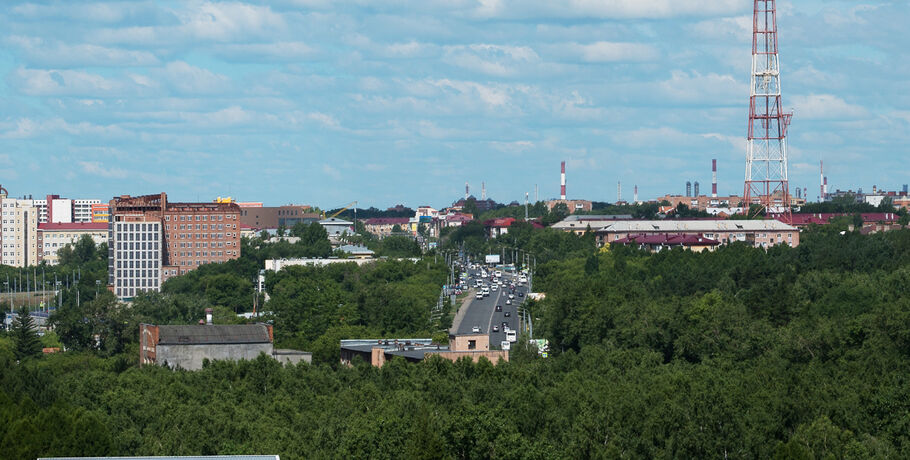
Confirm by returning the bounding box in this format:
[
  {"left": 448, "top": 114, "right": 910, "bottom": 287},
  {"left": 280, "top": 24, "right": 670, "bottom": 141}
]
[{"left": 506, "top": 330, "right": 517, "bottom": 343}]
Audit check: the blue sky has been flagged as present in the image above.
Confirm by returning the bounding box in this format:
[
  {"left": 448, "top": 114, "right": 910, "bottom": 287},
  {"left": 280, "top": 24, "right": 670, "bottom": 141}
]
[{"left": 0, "top": 0, "right": 908, "bottom": 208}]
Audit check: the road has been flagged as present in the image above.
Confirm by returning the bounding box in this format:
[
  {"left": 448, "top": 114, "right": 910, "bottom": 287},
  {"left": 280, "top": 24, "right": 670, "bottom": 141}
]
[{"left": 455, "top": 267, "right": 529, "bottom": 348}]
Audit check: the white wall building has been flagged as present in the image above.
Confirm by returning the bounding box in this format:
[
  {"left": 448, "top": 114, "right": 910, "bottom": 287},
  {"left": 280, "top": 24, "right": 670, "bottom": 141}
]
[
  {"left": 110, "top": 218, "right": 162, "bottom": 299},
  {"left": 38, "top": 223, "right": 109, "bottom": 265},
  {"left": 0, "top": 195, "right": 40, "bottom": 267}
]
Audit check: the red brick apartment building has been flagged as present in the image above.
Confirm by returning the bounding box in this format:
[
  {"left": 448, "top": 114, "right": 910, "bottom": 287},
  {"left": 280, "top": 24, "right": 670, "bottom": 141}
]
[{"left": 108, "top": 193, "right": 241, "bottom": 299}]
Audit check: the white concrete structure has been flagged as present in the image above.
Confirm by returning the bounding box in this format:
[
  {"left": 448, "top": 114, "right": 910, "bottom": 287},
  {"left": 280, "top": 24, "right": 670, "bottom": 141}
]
[
  {"left": 592, "top": 219, "right": 800, "bottom": 248},
  {"left": 73, "top": 199, "right": 101, "bottom": 223},
  {"left": 0, "top": 196, "right": 40, "bottom": 267},
  {"left": 111, "top": 219, "right": 162, "bottom": 299},
  {"left": 38, "top": 223, "right": 109, "bottom": 265}
]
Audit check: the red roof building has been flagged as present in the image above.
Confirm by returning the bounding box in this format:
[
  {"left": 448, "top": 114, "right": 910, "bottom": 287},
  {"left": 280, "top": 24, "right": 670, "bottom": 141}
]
[
  {"left": 612, "top": 233, "right": 720, "bottom": 253},
  {"left": 363, "top": 217, "right": 410, "bottom": 238}
]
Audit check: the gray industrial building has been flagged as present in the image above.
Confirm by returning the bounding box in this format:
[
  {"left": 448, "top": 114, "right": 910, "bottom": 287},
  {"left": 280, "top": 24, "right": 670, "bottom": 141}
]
[{"left": 140, "top": 309, "right": 310, "bottom": 370}]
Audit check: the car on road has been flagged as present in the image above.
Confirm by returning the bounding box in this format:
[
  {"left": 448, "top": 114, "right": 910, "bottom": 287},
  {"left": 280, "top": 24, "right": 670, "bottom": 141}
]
[
  {"left": 504, "top": 311, "right": 511, "bottom": 317},
  {"left": 506, "top": 299, "right": 512, "bottom": 305},
  {"left": 502, "top": 321, "right": 509, "bottom": 330},
  {"left": 475, "top": 293, "right": 483, "bottom": 300},
  {"left": 495, "top": 305, "right": 502, "bottom": 312},
  {"left": 491, "top": 284, "right": 498, "bottom": 291},
  {"left": 508, "top": 294, "right": 514, "bottom": 299},
  {"left": 492, "top": 325, "right": 499, "bottom": 333},
  {"left": 518, "top": 292, "right": 524, "bottom": 297},
  {"left": 472, "top": 326, "right": 481, "bottom": 333}
]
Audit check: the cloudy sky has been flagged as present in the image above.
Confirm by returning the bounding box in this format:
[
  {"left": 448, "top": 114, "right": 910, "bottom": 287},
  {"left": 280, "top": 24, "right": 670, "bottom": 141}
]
[{"left": 0, "top": 0, "right": 907, "bottom": 208}]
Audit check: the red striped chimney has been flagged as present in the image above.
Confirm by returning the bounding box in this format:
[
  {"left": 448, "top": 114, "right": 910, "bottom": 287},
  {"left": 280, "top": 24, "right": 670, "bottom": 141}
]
[
  {"left": 560, "top": 161, "right": 566, "bottom": 200},
  {"left": 711, "top": 159, "right": 717, "bottom": 198}
]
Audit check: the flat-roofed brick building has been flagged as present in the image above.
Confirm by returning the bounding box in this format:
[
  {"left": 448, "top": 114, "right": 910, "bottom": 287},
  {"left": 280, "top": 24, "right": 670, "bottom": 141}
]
[{"left": 109, "top": 193, "right": 241, "bottom": 299}]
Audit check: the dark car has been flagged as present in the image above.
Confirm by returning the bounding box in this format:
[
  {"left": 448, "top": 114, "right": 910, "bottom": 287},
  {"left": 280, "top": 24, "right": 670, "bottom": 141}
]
[
  {"left": 495, "top": 305, "right": 502, "bottom": 312},
  {"left": 504, "top": 311, "right": 511, "bottom": 317},
  {"left": 502, "top": 321, "right": 509, "bottom": 330},
  {"left": 492, "top": 325, "right": 500, "bottom": 333},
  {"left": 518, "top": 292, "right": 524, "bottom": 297}
]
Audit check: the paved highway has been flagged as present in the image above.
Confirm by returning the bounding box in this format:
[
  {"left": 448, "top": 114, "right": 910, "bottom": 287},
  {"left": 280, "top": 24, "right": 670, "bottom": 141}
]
[{"left": 455, "top": 267, "right": 529, "bottom": 348}]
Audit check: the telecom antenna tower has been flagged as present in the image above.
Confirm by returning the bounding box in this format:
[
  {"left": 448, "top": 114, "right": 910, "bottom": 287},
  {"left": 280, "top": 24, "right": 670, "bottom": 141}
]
[{"left": 744, "top": 0, "right": 792, "bottom": 220}]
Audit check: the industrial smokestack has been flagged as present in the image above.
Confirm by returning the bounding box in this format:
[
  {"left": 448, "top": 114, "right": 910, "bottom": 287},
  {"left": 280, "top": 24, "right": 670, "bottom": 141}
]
[
  {"left": 712, "top": 159, "right": 717, "bottom": 198},
  {"left": 634, "top": 185, "right": 639, "bottom": 203},
  {"left": 205, "top": 308, "right": 213, "bottom": 325},
  {"left": 560, "top": 161, "right": 566, "bottom": 200},
  {"left": 465, "top": 182, "right": 469, "bottom": 200},
  {"left": 617, "top": 181, "right": 622, "bottom": 202},
  {"left": 686, "top": 181, "right": 692, "bottom": 197},
  {"left": 694, "top": 181, "right": 700, "bottom": 197},
  {"left": 482, "top": 182, "right": 486, "bottom": 200},
  {"left": 820, "top": 160, "right": 824, "bottom": 202}
]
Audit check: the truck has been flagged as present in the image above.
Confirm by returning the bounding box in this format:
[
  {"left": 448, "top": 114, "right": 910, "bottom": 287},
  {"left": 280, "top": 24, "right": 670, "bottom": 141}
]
[{"left": 506, "top": 330, "right": 517, "bottom": 343}]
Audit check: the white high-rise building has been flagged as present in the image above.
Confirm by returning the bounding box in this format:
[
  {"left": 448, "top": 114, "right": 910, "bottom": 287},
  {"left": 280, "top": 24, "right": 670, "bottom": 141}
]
[
  {"left": 32, "top": 196, "right": 103, "bottom": 224},
  {"left": 73, "top": 199, "right": 101, "bottom": 223},
  {"left": 0, "top": 191, "right": 40, "bottom": 267}
]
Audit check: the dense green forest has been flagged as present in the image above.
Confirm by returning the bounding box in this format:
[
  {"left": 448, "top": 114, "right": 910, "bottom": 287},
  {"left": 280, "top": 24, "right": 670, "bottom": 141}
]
[{"left": 2, "top": 222, "right": 910, "bottom": 458}]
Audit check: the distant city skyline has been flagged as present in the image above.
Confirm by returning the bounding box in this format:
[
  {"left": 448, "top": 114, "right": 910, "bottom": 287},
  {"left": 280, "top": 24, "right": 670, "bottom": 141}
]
[{"left": 1, "top": 1, "right": 907, "bottom": 208}]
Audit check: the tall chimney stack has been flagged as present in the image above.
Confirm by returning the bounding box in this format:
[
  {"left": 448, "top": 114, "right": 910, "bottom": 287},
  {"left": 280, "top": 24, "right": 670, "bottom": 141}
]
[
  {"left": 481, "top": 182, "right": 486, "bottom": 200},
  {"left": 617, "top": 181, "right": 622, "bottom": 202},
  {"left": 820, "top": 160, "right": 824, "bottom": 202},
  {"left": 560, "top": 161, "right": 566, "bottom": 200},
  {"left": 465, "top": 182, "right": 469, "bottom": 200},
  {"left": 712, "top": 159, "right": 717, "bottom": 198},
  {"left": 634, "top": 185, "right": 639, "bottom": 203},
  {"left": 205, "top": 308, "right": 213, "bottom": 325}
]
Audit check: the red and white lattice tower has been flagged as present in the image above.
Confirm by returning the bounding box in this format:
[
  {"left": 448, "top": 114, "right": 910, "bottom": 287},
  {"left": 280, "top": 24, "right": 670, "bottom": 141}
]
[{"left": 744, "top": 0, "right": 792, "bottom": 220}]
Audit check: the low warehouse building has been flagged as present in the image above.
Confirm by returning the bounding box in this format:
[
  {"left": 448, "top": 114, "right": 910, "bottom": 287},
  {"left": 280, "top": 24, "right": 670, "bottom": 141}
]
[
  {"left": 340, "top": 334, "right": 508, "bottom": 367},
  {"left": 140, "top": 309, "right": 311, "bottom": 370}
]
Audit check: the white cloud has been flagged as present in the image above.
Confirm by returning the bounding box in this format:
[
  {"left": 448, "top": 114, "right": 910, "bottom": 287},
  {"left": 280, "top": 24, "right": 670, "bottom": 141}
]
[
  {"left": 559, "top": 41, "right": 659, "bottom": 63},
  {"left": 789, "top": 94, "right": 869, "bottom": 120},
  {"left": 79, "top": 161, "right": 129, "bottom": 179},
  {"left": 213, "top": 42, "right": 315, "bottom": 61},
  {"left": 7, "top": 36, "right": 160, "bottom": 67},
  {"left": 490, "top": 140, "right": 534, "bottom": 154},
  {"left": 444, "top": 44, "right": 539, "bottom": 76},
  {"left": 658, "top": 71, "right": 747, "bottom": 104},
  {"left": 177, "top": 2, "right": 287, "bottom": 42},
  {"left": 8, "top": 68, "right": 129, "bottom": 96},
  {"left": 157, "top": 61, "right": 230, "bottom": 94},
  {"left": 689, "top": 15, "right": 752, "bottom": 42},
  {"left": 431, "top": 79, "right": 511, "bottom": 108},
  {"left": 91, "top": 2, "right": 286, "bottom": 45},
  {"left": 472, "top": 0, "right": 745, "bottom": 19},
  {"left": 308, "top": 112, "right": 341, "bottom": 129},
  {"left": 322, "top": 164, "right": 342, "bottom": 180}
]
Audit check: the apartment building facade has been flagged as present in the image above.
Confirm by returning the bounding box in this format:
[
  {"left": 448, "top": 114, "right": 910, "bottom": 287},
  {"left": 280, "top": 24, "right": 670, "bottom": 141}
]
[
  {"left": 109, "top": 193, "right": 241, "bottom": 299},
  {"left": 37, "top": 222, "right": 109, "bottom": 265},
  {"left": 0, "top": 192, "right": 40, "bottom": 267}
]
